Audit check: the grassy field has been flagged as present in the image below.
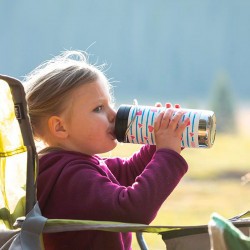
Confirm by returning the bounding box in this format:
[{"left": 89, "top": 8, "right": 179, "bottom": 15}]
[{"left": 103, "top": 133, "right": 250, "bottom": 249}]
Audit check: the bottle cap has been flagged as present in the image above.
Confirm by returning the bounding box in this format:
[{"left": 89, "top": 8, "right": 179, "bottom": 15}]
[{"left": 115, "top": 105, "right": 132, "bottom": 142}]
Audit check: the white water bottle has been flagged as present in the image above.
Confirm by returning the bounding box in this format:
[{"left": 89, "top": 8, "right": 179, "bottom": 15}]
[{"left": 115, "top": 104, "right": 216, "bottom": 148}]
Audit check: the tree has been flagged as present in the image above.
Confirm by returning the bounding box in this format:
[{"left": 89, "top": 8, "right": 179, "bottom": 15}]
[{"left": 210, "top": 72, "right": 236, "bottom": 133}]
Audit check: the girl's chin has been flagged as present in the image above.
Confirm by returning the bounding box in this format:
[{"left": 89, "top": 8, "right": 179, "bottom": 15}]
[
  {"left": 111, "top": 139, "right": 118, "bottom": 147},
  {"left": 110, "top": 140, "right": 118, "bottom": 149}
]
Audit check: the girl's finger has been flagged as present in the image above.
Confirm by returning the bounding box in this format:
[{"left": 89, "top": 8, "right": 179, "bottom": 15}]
[
  {"left": 155, "top": 102, "right": 162, "bottom": 107},
  {"left": 161, "top": 109, "right": 173, "bottom": 127},
  {"left": 165, "top": 103, "right": 172, "bottom": 108},
  {"left": 168, "top": 110, "right": 184, "bottom": 128},
  {"left": 175, "top": 117, "right": 190, "bottom": 137},
  {"left": 154, "top": 111, "right": 164, "bottom": 132}
]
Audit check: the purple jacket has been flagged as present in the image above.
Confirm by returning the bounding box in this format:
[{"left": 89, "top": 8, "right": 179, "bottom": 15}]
[{"left": 37, "top": 145, "right": 188, "bottom": 250}]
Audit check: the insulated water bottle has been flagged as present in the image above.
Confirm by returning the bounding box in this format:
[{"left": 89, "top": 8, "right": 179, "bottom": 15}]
[{"left": 115, "top": 104, "right": 216, "bottom": 148}]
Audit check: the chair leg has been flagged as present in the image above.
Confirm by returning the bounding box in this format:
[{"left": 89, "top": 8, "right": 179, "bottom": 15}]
[{"left": 136, "top": 232, "right": 148, "bottom": 250}]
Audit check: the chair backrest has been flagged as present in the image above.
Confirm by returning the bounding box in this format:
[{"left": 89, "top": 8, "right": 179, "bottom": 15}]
[{"left": 0, "top": 75, "right": 38, "bottom": 230}]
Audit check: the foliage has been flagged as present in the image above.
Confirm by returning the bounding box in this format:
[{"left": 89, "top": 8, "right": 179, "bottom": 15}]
[{"left": 210, "top": 72, "right": 236, "bottom": 133}]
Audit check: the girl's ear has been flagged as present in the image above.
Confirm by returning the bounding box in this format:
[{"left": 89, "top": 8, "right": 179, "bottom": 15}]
[{"left": 48, "top": 116, "right": 68, "bottom": 139}]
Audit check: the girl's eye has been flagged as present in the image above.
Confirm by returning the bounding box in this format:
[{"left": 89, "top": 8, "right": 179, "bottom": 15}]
[{"left": 93, "top": 106, "right": 103, "bottom": 112}]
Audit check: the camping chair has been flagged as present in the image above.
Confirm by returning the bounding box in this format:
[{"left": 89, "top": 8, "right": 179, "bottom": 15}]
[
  {"left": 0, "top": 74, "right": 37, "bottom": 249},
  {"left": 0, "top": 74, "right": 250, "bottom": 250}
]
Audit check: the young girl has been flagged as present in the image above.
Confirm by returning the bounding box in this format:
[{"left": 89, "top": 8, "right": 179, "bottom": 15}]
[{"left": 24, "top": 50, "right": 190, "bottom": 250}]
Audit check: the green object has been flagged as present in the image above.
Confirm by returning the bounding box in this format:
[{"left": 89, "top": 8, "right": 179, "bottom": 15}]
[
  {"left": 0, "top": 79, "right": 27, "bottom": 229},
  {"left": 209, "top": 213, "right": 250, "bottom": 250}
]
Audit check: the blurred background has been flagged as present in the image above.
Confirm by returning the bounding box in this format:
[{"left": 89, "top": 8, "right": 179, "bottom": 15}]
[
  {"left": 1, "top": 1, "right": 249, "bottom": 249},
  {"left": 1, "top": 1, "right": 250, "bottom": 109}
]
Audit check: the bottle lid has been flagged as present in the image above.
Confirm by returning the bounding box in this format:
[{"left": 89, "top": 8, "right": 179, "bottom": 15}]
[{"left": 115, "top": 105, "right": 132, "bottom": 142}]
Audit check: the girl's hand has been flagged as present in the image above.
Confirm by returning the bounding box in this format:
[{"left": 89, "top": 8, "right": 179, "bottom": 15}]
[{"left": 154, "top": 103, "right": 189, "bottom": 154}]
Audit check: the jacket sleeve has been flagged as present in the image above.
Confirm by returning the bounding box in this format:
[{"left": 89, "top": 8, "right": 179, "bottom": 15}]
[
  {"left": 104, "top": 145, "right": 157, "bottom": 186},
  {"left": 96, "top": 148, "right": 188, "bottom": 224}
]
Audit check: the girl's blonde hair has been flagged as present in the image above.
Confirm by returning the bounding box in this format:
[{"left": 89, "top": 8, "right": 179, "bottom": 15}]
[{"left": 24, "top": 50, "right": 111, "bottom": 140}]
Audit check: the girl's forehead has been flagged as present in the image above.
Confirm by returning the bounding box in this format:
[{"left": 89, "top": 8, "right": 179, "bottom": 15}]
[{"left": 72, "top": 79, "right": 111, "bottom": 99}]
